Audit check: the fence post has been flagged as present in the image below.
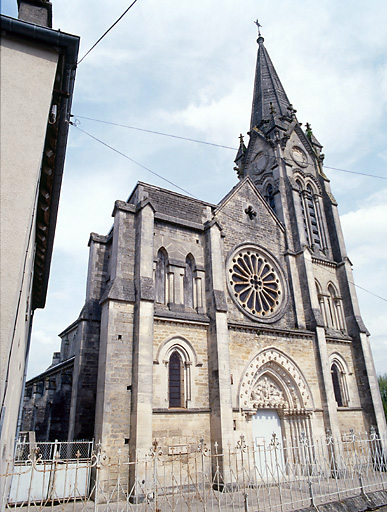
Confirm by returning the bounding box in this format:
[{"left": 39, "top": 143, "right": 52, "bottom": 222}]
[
  {"left": 151, "top": 440, "right": 160, "bottom": 510},
  {"left": 244, "top": 491, "right": 249, "bottom": 512},
  {"left": 198, "top": 437, "right": 208, "bottom": 511},
  {"left": 301, "top": 431, "right": 315, "bottom": 508},
  {"left": 93, "top": 441, "right": 101, "bottom": 510},
  {"left": 270, "top": 433, "right": 283, "bottom": 512},
  {"left": 308, "top": 480, "right": 315, "bottom": 508},
  {"left": 237, "top": 435, "right": 248, "bottom": 511}
]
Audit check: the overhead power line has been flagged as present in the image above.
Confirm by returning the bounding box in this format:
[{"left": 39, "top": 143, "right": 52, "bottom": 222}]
[
  {"left": 70, "top": 121, "right": 387, "bottom": 304},
  {"left": 73, "top": 115, "right": 387, "bottom": 181},
  {"left": 352, "top": 284, "right": 387, "bottom": 303},
  {"left": 73, "top": 115, "right": 236, "bottom": 150},
  {"left": 320, "top": 165, "right": 387, "bottom": 180},
  {"left": 72, "top": 123, "right": 196, "bottom": 199},
  {"left": 77, "top": 0, "right": 139, "bottom": 66}
]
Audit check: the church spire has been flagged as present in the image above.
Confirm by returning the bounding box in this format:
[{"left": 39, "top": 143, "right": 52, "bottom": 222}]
[{"left": 250, "top": 22, "right": 294, "bottom": 132}]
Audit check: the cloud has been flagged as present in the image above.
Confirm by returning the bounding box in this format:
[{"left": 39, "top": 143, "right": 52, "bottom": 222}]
[
  {"left": 341, "top": 189, "right": 387, "bottom": 266},
  {"left": 162, "top": 81, "right": 251, "bottom": 145},
  {"left": 340, "top": 189, "right": 387, "bottom": 374},
  {"left": 8, "top": 0, "right": 384, "bottom": 383},
  {"left": 369, "top": 337, "right": 387, "bottom": 376}
]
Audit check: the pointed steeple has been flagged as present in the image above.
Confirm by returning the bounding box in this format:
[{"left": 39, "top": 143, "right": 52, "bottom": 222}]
[{"left": 250, "top": 26, "right": 294, "bottom": 132}]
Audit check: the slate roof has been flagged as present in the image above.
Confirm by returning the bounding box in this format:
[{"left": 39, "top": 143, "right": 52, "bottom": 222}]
[
  {"left": 131, "top": 182, "right": 215, "bottom": 226},
  {"left": 250, "top": 36, "right": 292, "bottom": 131}
]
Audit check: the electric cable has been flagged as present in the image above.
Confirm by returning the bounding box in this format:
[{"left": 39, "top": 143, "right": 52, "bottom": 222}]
[
  {"left": 72, "top": 115, "right": 237, "bottom": 150},
  {"left": 69, "top": 121, "right": 387, "bottom": 304},
  {"left": 318, "top": 165, "right": 387, "bottom": 180},
  {"left": 73, "top": 115, "right": 387, "bottom": 181},
  {"left": 77, "top": 0, "right": 139, "bottom": 66},
  {"left": 71, "top": 123, "right": 197, "bottom": 199}
]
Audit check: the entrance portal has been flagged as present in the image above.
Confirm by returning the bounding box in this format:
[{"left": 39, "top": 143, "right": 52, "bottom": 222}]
[
  {"left": 252, "top": 410, "right": 284, "bottom": 481},
  {"left": 252, "top": 409, "right": 282, "bottom": 448}
]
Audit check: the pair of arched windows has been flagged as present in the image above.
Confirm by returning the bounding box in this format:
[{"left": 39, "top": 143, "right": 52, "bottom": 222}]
[
  {"left": 155, "top": 248, "right": 196, "bottom": 309},
  {"left": 331, "top": 359, "right": 349, "bottom": 407},
  {"left": 296, "top": 180, "right": 326, "bottom": 251},
  {"left": 316, "top": 281, "right": 346, "bottom": 332}
]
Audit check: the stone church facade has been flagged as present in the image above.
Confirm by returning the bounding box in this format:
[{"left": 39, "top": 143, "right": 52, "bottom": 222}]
[{"left": 22, "top": 31, "right": 387, "bottom": 462}]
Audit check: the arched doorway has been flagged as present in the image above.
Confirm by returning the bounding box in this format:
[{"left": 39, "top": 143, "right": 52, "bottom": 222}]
[
  {"left": 239, "top": 349, "right": 314, "bottom": 480},
  {"left": 239, "top": 348, "right": 314, "bottom": 448}
]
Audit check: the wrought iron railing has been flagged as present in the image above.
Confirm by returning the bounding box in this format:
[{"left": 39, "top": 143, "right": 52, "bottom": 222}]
[{"left": 1, "top": 431, "right": 386, "bottom": 511}]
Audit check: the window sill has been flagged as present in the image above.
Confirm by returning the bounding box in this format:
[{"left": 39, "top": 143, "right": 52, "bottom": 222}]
[
  {"left": 153, "top": 408, "right": 211, "bottom": 414},
  {"left": 336, "top": 406, "right": 362, "bottom": 411}
]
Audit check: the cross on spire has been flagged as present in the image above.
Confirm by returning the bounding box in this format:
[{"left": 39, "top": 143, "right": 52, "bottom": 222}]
[{"left": 254, "top": 19, "right": 262, "bottom": 37}]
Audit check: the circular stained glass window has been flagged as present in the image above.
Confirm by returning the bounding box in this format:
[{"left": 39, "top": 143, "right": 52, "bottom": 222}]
[{"left": 227, "top": 246, "right": 286, "bottom": 321}]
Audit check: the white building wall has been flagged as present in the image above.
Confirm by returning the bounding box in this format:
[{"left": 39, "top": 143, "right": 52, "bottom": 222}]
[{"left": 0, "top": 35, "right": 58, "bottom": 479}]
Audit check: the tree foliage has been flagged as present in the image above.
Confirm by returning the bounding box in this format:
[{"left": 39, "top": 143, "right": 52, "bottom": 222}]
[{"left": 378, "top": 374, "right": 387, "bottom": 420}]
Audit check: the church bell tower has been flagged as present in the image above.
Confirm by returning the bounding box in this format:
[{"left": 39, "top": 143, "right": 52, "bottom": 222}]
[{"left": 234, "top": 22, "right": 387, "bottom": 444}]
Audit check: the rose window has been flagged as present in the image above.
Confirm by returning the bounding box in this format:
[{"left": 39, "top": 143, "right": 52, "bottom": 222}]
[{"left": 228, "top": 248, "right": 284, "bottom": 319}]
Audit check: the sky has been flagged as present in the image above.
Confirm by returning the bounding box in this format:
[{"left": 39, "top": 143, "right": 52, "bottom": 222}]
[{"left": 2, "top": 0, "right": 386, "bottom": 378}]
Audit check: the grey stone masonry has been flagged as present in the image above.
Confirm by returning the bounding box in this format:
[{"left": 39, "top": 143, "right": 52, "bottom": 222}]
[{"left": 22, "top": 31, "right": 387, "bottom": 486}]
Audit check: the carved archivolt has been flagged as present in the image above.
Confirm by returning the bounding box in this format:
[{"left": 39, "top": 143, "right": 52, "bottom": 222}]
[{"left": 239, "top": 347, "right": 313, "bottom": 415}]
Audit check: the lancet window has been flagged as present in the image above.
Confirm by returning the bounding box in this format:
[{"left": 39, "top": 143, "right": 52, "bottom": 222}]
[
  {"left": 155, "top": 336, "right": 198, "bottom": 410},
  {"left": 155, "top": 248, "right": 168, "bottom": 304},
  {"left": 183, "top": 254, "right": 195, "bottom": 308},
  {"left": 331, "top": 359, "right": 349, "bottom": 407},
  {"left": 316, "top": 280, "right": 327, "bottom": 325},
  {"left": 297, "top": 179, "right": 310, "bottom": 245},
  {"left": 265, "top": 183, "right": 276, "bottom": 212},
  {"left": 169, "top": 351, "right": 184, "bottom": 408},
  {"left": 306, "top": 185, "right": 321, "bottom": 249},
  {"left": 296, "top": 179, "right": 327, "bottom": 251}
]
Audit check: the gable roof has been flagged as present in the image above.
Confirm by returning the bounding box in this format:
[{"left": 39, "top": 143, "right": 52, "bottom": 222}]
[{"left": 214, "top": 176, "right": 285, "bottom": 232}]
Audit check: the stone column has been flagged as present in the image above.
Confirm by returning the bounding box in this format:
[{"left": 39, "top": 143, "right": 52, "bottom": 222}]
[
  {"left": 314, "top": 326, "right": 341, "bottom": 440},
  {"left": 129, "top": 201, "right": 155, "bottom": 498},
  {"left": 204, "top": 219, "right": 233, "bottom": 484},
  {"left": 301, "top": 249, "right": 341, "bottom": 441}
]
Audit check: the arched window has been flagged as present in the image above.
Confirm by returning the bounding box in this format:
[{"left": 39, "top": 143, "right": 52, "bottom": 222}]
[
  {"left": 327, "top": 284, "right": 338, "bottom": 329},
  {"left": 316, "top": 280, "right": 327, "bottom": 326},
  {"left": 297, "top": 179, "right": 310, "bottom": 245},
  {"left": 155, "top": 248, "right": 168, "bottom": 304},
  {"left": 169, "top": 351, "right": 184, "bottom": 407},
  {"left": 326, "top": 283, "right": 345, "bottom": 332},
  {"left": 265, "top": 184, "right": 276, "bottom": 212},
  {"left": 184, "top": 254, "right": 195, "bottom": 308},
  {"left": 306, "top": 185, "right": 321, "bottom": 249},
  {"left": 331, "top": 363, "right": 343, "bottom": 406},
  {"left": 331, "top": 361, "right": 348, "bottom": 407}
]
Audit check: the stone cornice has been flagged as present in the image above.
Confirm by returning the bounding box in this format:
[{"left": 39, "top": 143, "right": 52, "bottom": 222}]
[
  {"left": 325, "top": 334, "right": 352, "bottom": 344},
  {"left": 155, "top": 212, "right": 204, "bottom": 231},
  {"left": 112, "top": 200, "right": 136, "bottom": 216},
  {"left": 88, "top": 232, "right": 110, "bottom": 246},
  {"left": 312, "top": 256, "right": 338, "bottom": 269},
  {"left": 25, "top": 356, "right": 75, "bottom": 385},
  {"left": 154, "top": 314, "right": 210, "bottom": 327},
  {"left": 228, "top": 321, "right": 314, "bottom": 339}
]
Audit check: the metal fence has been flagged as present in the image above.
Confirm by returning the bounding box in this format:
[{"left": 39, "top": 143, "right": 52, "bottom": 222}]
[
  {"left": 1, "top": 431, "right": 387, "bottom": 511},
  {"left": 2, "top": 440, "right": 94, "bottom": 510},
  {"left": 14, "top": 439, "right": 94, "bottom": 462}
]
